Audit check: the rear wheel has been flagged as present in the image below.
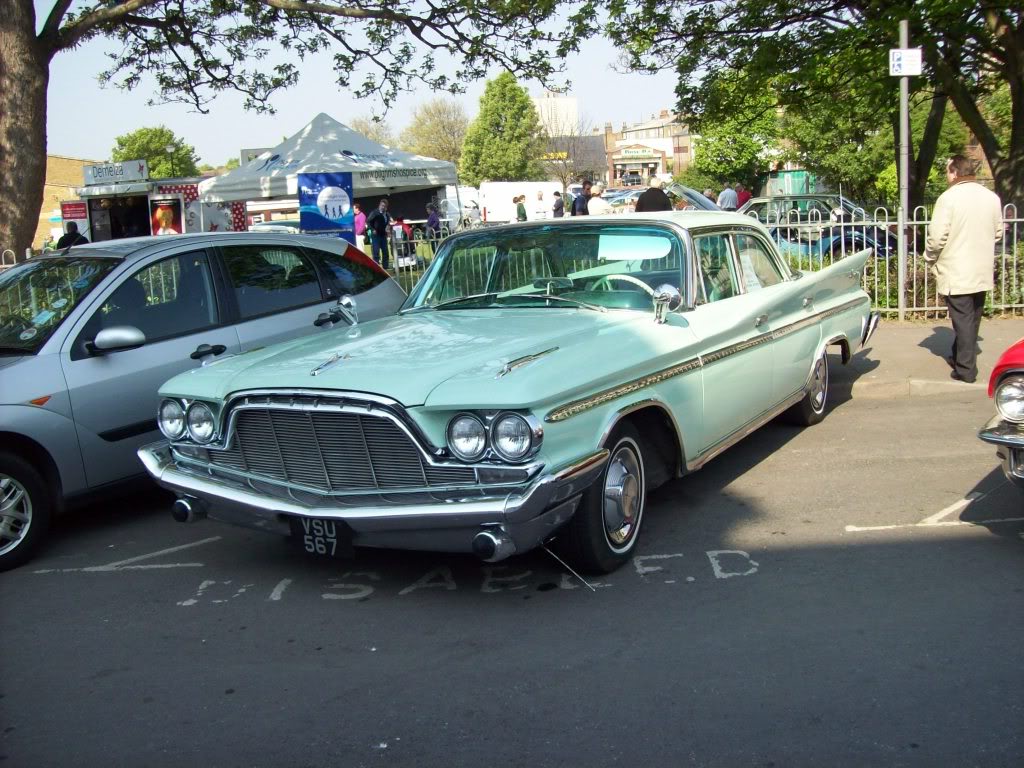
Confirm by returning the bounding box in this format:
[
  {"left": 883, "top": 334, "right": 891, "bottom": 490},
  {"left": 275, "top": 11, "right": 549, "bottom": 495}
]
[
  {"left": 557, "top": 424, "right": 647, "bottom": 574},
  {"left": 786, "top": 350, "right": 829, "bottom": 426},
  {"left": 0, "top": 453, "right": 52, "bottom": 572}
]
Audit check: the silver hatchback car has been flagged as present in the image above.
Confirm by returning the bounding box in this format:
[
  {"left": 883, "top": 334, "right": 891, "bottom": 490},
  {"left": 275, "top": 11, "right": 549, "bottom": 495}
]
[{"left": 0, "top": 232, "right": 406, "bottom": 570}]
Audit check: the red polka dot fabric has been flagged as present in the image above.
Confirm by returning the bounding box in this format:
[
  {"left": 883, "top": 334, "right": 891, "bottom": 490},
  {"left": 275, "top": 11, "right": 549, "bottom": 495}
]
[
  {"left": 230, "top": 202, "right": 246, "bottom": 231},
  {"left": 155, "top": 184, "right": 199, "bottom": 203}
]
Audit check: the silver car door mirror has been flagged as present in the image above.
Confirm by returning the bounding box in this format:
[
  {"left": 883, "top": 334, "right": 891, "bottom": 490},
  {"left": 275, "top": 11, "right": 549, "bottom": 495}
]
[
  {"left": 337, "top": 294, "right": 358, "bottom": 325},
  {"left": 88, "top": 325, "right": 146, "bottom": 354},
  {"left": 652, "top": 284, "right": 683, "bottom": 324}
]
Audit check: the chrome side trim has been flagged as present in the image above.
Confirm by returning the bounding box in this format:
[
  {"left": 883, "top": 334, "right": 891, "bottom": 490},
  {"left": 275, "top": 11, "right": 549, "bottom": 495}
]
[
  {"left": 545, "top": 296, "right": 869, "bottom": 424},
  {"left": 496, "top": 347, "right": 559, "bottom": 378},
  {"left": 546, "top": 357, "right": 702, "bottom": 423},
  {"left": 685, "top": 389, "right": 806, "bottom": 472}
]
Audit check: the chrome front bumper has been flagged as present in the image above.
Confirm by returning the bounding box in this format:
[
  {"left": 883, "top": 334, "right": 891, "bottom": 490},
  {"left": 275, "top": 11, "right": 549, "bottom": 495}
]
[
  {"left": 978, "top": 416, "right": 1024, "bottom": 488},
  {"left": 138, "top": 441, "right": 608, "bottom": 556}
]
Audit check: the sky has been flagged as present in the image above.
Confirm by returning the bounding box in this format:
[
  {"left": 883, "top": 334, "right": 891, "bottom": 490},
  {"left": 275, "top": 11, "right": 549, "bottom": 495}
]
[{"left": 41, "top": 3, "right": 679, "bottom": 167}]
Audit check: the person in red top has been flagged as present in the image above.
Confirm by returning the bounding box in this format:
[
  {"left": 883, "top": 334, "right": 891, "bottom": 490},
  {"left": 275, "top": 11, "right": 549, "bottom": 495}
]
[{"left": 735, "top": 183, "right": 752, "bottom": 208}]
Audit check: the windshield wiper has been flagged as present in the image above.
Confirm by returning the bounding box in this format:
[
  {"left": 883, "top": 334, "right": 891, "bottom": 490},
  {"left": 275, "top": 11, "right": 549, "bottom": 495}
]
[
  {"left": 432, "top": 292, "right": 499, "bottom": 310},
  {"left": 497, "top": 293, "right": 607, "bottom": 312}
]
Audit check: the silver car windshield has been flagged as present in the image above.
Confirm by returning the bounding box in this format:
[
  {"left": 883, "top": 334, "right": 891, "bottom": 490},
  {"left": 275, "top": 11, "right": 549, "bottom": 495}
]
[
  {"left": 403, "top": 223, "right": 685, "bottom": 313},
  {"left": 0, "top": 256, "right": 119, "bottom": 354}
]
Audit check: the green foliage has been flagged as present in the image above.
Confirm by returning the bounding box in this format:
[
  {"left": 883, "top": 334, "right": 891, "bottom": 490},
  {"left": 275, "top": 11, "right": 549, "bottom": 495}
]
[
  {"left": 225, "top": 158, "right": 240, "bottom": 170},
  {"left": 459, "top": 73, "right": 546, "bottom": 186},
  {"left": 605, "top": 0, "right": 1023, "bottom": 207},
  {"left": 688, "top": 77, "right": 778, "bottom": 187},
  {"left": 673, "top": 166, "right": 724, "bottom": 193},
  {"left": 398, "top": 99, "right": 469, "bottom": 168},
  {"left": 350, "top": 116, "right": 396, "bottom": 146},
  {"left": 783, "top": 95, "right": 969, "bottom": 206},
  {"left": 110, "top": 126, "right": 200, "bottom": 178}
]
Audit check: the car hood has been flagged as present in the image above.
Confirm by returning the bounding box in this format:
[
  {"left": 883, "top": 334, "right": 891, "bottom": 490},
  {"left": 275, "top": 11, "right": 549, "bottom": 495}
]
[{"left": 160, "top": 308, "right": 685, "bottom": 409}]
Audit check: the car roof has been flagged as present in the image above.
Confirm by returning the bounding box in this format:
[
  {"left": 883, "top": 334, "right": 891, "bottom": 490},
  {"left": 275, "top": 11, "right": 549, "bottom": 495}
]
[
  {"left": 46, "top": 231, "right": 351, "bottom": 263},
  {"left": 458, "top": 210, "right": 762, "bottom": 230}
]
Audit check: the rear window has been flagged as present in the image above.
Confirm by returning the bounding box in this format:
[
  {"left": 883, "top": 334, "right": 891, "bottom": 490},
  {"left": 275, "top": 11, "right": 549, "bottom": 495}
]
[{"left": 309, "top": 245, "right": 389, "bottom": 296}]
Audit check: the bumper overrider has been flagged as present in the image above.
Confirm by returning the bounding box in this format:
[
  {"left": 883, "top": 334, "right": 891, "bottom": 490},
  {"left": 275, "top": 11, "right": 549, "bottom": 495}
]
[
  {"left": 137, "top": 441, "right": 609, "bottom": 561},
  {"left": 978, "top": 415, "right": 1024, "bottom": 488}
]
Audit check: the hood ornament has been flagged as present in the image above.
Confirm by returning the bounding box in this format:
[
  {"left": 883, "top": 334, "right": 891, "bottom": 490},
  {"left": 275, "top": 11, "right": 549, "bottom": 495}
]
[
  {"left": 496, "top": 347, "right": 559, "bottom": 379},
  {"left": 310, "top": 352, "right": 350, "bottom": 377}
]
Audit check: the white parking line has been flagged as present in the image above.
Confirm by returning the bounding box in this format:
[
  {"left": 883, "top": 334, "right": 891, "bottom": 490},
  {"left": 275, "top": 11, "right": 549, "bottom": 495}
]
[
  {"left": 34, "top": 536, "right": 221, "bottom": 573},
  {"left": 845, "top": 484, "right": 1024, "bottom": 532}
]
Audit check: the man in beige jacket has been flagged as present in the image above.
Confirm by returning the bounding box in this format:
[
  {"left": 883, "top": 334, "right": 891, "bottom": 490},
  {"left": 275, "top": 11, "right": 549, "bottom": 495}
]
[{"left": 924, "top": 155, "right": 1003, "bottom": 383}]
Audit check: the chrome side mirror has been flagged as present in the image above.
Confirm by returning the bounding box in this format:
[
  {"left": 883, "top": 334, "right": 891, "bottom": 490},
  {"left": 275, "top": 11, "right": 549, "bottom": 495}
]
[
  {"left": 337, "top": 295, "right": 358, "bottom": 325},
  {"left": 88, "top": 325, "right": 146, "bottom": 354},
  {"left": 652, "top": 284, "right": 683, "bottom": 324}
]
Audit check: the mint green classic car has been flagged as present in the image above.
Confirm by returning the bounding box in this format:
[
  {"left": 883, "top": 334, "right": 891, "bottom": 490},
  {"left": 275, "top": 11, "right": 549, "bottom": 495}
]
[{"left": 139, "top": 212, "right": 879, "bottom": 573}]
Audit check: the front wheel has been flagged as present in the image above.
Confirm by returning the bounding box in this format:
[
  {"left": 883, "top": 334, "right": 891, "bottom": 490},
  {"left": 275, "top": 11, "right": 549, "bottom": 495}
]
[
  {"left": 0, "top": 453, "right": 53, "bottom": 572},
  {"left": 786, "top": 350, "right": 829, "bottom": 426},
  {"left": 556, "top": 424, "right": 647, "bottom": 574}
]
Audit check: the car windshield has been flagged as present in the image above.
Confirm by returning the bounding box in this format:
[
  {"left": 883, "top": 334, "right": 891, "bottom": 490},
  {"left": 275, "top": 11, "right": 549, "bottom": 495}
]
[
  {"left": 0, "top": 256, "right": 119, "bottom": 354},
  {"left": 403, "top": 223, "right": 685, "bottom": 313}
]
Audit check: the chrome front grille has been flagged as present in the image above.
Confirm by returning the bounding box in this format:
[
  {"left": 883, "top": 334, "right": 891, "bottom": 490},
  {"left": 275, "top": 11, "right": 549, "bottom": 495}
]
[{"left": 205, "top": 405, "right": 476, "bottom": 492}]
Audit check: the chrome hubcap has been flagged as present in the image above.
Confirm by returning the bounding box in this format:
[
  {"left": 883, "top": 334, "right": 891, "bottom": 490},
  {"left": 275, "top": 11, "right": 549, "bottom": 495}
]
[
  {"left": 0, "top": 474, "right": 32, "bottom": 557},
  {"left": 603, "top": 443, "right": 643, "bottom": 550},
  {"left": 810, "top": 355, "right": 828, "bottom": 412}
]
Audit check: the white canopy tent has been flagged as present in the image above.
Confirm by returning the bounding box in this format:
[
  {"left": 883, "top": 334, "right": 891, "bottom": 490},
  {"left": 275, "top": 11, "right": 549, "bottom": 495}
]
[{"left": 197, "top": 112, "right": 457, "bottom": 203}]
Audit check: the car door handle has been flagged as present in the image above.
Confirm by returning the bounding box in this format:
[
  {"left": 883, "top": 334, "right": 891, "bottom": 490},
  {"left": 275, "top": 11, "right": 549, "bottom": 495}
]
[
  {"left": 802, "top": 296, "right": 813, "bottom": 308},
  {"left": 190, "top": 343, "right": 226, "bottom": 361},
  {"left": 754, "top": 314, "right": 768, "bottom": 327}
]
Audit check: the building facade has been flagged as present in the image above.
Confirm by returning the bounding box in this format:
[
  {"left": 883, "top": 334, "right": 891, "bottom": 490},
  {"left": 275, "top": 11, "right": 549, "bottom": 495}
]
[
  {"left": 35, "top": 155, "right": 98, "bottom": 249},
  {"left": 532, "top": 91, "right": 579, "bottom": 136},
  {"left": 605, "top": 110, "right": 695, "bottom": 184}
]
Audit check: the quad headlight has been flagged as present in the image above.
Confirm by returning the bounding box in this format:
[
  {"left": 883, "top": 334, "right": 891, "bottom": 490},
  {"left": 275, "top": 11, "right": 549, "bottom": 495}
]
[
  {"left": 995, "top": 375, "right": 1024, "bottom": 423},
  {"left": 491, "top": 413, "right": 533, "bottom": 461},
  {"left": 447, "top": 414, "right": 487, "bottom": 461},
  {"left": 186, "top": 402, "right": 217, "bottom": 444},
  {"left": 158, "top": 399, "right": 186, "bottom": 440}
]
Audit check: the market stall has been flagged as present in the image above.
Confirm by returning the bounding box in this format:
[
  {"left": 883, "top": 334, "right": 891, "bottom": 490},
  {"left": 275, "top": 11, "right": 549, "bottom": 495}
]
[{"left": 197, "top": 112, "right": 458, "bottom": 239}]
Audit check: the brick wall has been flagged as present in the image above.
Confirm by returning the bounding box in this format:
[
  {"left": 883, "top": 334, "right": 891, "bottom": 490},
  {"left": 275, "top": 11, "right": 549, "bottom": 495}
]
[{"left": 34, "top": 155, "right": 98, "bottom": 250}]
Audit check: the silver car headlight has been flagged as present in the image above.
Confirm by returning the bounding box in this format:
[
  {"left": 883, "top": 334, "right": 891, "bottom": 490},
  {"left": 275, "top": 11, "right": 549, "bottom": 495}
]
[
  {"left": 995, "top": 376, "right": 1024, "bottom": 423},
  {"left": 186, "top": 402, "right": 217, "bottom": 444},
  {"left": 447, "top": 414, "right": 487, "bottom": 461},
  {"left": 158, "top": 399, "right": 186, "bottom": 440},
  {"left": 491, "top": 413, "right": 534, "bottom": 462}
]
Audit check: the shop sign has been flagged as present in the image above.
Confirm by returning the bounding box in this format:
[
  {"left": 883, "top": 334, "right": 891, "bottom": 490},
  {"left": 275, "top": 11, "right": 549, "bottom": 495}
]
[
  {"left": 84, "top": 159, "right": 149, "bottom": 186},
  {"left": 60, "top": 201, "right": 88, "bottom": 220},
  {"left": 620, "top": 148, "right": 656, "bottom": 158}
]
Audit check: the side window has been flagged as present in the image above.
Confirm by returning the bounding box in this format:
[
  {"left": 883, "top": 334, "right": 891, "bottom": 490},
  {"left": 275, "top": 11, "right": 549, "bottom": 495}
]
[
  {"left": 311, "top": 245, "right": 388, "bottom": 296},
  {"left": 85, "top": 251, "right": 218, "bottom": 345},
  {"left": 695, "top": 234, "right": 738, "bottom": 303},
  {"left": 735, "top": 233, "right": 784, "bottom": 291},
  {"left": 221, "top": 245, "right": 323, "bottom": 319},
  {"left": 745, "top": 202, "right": 767, "bottom": 220}
]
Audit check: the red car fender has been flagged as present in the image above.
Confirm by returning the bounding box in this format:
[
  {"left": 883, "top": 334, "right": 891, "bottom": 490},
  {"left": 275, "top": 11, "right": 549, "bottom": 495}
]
[{"left": 988, "top": 337, "right": 1024, "bottom": 397}]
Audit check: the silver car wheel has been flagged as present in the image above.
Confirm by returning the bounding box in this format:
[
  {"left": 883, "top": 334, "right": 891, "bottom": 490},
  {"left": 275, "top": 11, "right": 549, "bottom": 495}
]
[
  {"left": 0, "top": 473, "right": 32, "bottom": 557},
  {"left": 809, "top": 353, "right": 828, "bottom": 413},
  {"left": 602, "top": 439, "right": 644, "bottom": 552}
]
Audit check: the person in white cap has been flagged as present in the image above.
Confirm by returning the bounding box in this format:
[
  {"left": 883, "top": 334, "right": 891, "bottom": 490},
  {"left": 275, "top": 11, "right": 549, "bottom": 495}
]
[
  {"left": 587, "top": 183, "right": 613, "bottom": 214},
  {"left": 635, "top": 176, "right": 673, "bottom": 212}
]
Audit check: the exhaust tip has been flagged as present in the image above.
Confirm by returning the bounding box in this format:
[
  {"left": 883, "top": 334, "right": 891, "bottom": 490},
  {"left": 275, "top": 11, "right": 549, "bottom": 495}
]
[
  {"left": 472, "top": 529, "right": 515, "bottom": 562},
  {"left": 172, "top": 497, "right": 206, "bottom": 523}
]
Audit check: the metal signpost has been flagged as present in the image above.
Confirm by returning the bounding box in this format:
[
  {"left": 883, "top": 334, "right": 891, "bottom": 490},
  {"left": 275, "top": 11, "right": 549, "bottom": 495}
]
[{"left": 890, "top": 23, "right": 922, "bottom": 321}]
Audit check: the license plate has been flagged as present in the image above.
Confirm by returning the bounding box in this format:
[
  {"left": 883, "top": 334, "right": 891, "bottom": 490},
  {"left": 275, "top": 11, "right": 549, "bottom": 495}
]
[{"left": 289, "top": 516, "right": 354, "bottom": 558}]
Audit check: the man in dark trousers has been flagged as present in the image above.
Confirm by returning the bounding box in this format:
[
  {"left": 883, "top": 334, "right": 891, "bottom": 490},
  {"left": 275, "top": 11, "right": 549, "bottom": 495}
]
[
  {"left": 634, "top": 177, "right": 672, "bottom": 212},
  {"left": 56, "top": 222, "right": 89, "bottom": 248},
  {"left": 570, "top": 180, "right": 592, "bottom": 216},
  {"left": 551, "top": 191, "right": 564, "bottom": 218},
  {"left": 924, "top": 155, "right": 1003, "bottom": 383},
  {"left": 365, "top": 198, "right": 392, "bottom": 270}
]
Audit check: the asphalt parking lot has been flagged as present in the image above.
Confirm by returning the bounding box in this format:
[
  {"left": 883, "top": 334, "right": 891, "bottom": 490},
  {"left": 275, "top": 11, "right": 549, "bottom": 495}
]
[{"left": 2, "top": 325, "right": 1023, "bottom": 767}]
